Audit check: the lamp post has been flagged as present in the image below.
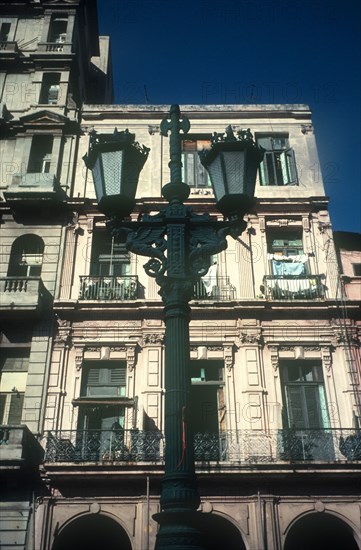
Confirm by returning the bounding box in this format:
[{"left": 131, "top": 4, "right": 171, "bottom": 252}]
[{"left": 84, "top": 105, "right": 263, "bottom": 550}]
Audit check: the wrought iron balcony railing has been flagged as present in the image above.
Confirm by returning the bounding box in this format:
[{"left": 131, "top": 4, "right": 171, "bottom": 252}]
[
  {"left": 79, "top": 275, "right": 138, "bottom": 300},
  {"left": 262, "top": 274, "right": 325, "bottom": 300},
  {"left": 192, "top": 276, "right": 236, "bottom": 301},
  {"left": 44, "top": 428, "right": 361, "bottom": 464}
]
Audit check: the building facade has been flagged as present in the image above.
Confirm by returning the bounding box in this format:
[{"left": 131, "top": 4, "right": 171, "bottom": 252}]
[{"left": 1, "top": 2, "right": 360, "bottom": 550}]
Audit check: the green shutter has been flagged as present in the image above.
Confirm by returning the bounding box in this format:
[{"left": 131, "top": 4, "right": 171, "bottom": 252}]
[
  {"left": 8, "top": 393, "right": 24, "bottom": 424},
  {"left": 0, "top": 394, "right": 6, "bottom": 424},
  {"left": 285, "top": 386, "right": 305, "bottom": 428},
  {"left": 304, "top": 386, "right": 321, "bottom": 428}
]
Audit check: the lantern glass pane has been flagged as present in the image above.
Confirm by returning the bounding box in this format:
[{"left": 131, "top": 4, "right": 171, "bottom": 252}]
[
  {"left": 222, "top": 151, "right": 246, "bottom": 194},
  {"left": 207, "top": 155, "right": 224, "bottom": 202},
  {"left": 92, "top": 156, "right": 103, "bottom": 202},
  {"left": 102, "top": 150, "right": 123, "bottom": 196}
]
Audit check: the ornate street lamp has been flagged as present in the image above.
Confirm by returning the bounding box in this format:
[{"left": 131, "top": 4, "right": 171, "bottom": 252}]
[{"left": 84, "top": 105, "right": 263, "bottom": 550}]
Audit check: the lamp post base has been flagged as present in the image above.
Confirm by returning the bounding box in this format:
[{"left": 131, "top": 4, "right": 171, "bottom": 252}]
[{"left": 153, "top": 510, "right": 206, "bottom": 550}]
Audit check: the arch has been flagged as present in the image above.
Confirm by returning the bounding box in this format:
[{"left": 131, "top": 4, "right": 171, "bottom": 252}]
[
  {"left": 7, "top": 234, "right": 44, "bottom": 277},
  {"left": 52, "top": 512, "right": 132, "bottom": 550},
  {"left": 196, "top": 512, "right": 247, "bottom": 550},
  {"left": 284, "top": 511, "right": 360, "bottom": 550}
]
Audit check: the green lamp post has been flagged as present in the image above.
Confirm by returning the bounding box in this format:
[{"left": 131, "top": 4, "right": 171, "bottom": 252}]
[{"left": 84, "top": 105, "right": 263, "bottom": 550}]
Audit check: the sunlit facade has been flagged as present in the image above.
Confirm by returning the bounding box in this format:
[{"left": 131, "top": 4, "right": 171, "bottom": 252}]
[{"left": 0, "top": 2, "right": 360, "bottom": 549}]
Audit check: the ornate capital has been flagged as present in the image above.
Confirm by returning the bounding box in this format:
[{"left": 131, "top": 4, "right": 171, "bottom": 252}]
[
  {"left": 268, "top": 345, "right": 279, "bottom": 371},
  {"left": 240, "top": 331, "right": 263, "bottom": 346},
  {"left": 74, "top": 347, "right": 83, "bottom": 371},
  {"left": 224, "top": 345, "right": 234, "bottom": 371},
  {"left": 126, "top": 345, "right": 137, "bottom": 372},
  {"left": 321, "top": 346, "right": 332, "bottom": 372},
  {"left": 54, "top": 316, "right": 72, "bottom": 347},
  {"left": 143, "top": 333, "right": 164, "bottom": 346}
]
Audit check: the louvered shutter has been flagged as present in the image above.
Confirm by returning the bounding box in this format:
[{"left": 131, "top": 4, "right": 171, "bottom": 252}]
[
  {"left": 8, "top": 393, "right": 24, "bottom": 424},
  {"left": 285, "top": 386, "right": 305, "bottom": 429}
]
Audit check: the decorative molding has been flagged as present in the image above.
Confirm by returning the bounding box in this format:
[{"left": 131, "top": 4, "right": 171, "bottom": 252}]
[
  {"left": 279, "top": 346, "right": 294, "bottom": 352},
  {"left": 148, "top": 125, "right": 160, "bottom": 135},
  {"left": 304, "top": 346, "right": 321, "bottom": 352},
  {"left": 301, "top": 124, "right": 313, "bottom": 135},
  {"left": 302, "top": 217, "right": 310, "bottom": 232},
  {"left": 259, "top": 217, "right": 266, "bottom": 233},
  {"left": 207, "top": 346, "right": 223, "bottom": 352},
  {"left": 87, "top": 218, "right": 94, "bottom": 233}
]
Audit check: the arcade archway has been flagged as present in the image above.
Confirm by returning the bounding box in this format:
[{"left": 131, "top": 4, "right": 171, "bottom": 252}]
[
  {"left": 52, "top": 513, "right": 132, "bottom": 550},
  {"left": 197, "top": 513, "right": 247, "bottom": 550},
  {"left": 284, "top": 512, "right": 359, "bottom": 550}
]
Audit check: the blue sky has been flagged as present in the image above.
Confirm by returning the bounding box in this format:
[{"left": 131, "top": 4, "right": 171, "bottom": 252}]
[{"left": 97, "top": 0, "right": 360, "bottom": 234}]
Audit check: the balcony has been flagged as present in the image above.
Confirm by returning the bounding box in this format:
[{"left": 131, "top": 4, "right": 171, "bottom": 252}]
[
  {"left": 262, "top": 274, "right": 325, "bottom": 300},
  {"left": 36, "top": 42, "right": 73, "bottom": 55},
  {"left": 0, "top": 425, "right": 44, "bottom": 468},
  {"left": 44, "top": 428, "right": 361, "bottom": 465},
  {"left": 192, "top": 277, "right": 236, "bottom": 301},
  {"left": 4, "top": 173, "right": 68, "bottom": 209},
  {"left": 0, "top": 41, "right": 19, "bottom": 55},
  {"left": 79, "top": 275, "right": 138, "bottom": 300},
  {"left": 0, "top": 277, "right": 44, "bottom": 317}
]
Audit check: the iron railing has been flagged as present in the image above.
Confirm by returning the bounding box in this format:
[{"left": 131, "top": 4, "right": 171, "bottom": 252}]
[
  {"left": 44, "top": 428, "right": 361, "bottom": 464},
  {"left": 79, "top": 275, "right": 138, "bottom": 300},
  {"left": 262, "top": 275, "right": 325, "bottom": 300},
  {"left": 193, "top": 277, "right": 236, "bottom": 301}
]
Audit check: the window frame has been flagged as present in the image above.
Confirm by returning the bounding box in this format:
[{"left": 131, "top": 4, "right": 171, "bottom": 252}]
[
  {"left": 39, "top": 73, "right": 61, "bottom": 105},
  {"left": 267, "top": 230, "right": 309, "bottom": 276},
  {"left": 280, "top": 360, "right": 329, "bottom": 429},
  {"left": 181, "top": 137, "right": 212, "bottom": 189},
  {"left": 257, "top": 133, "right": 298, "bottom": 186}
]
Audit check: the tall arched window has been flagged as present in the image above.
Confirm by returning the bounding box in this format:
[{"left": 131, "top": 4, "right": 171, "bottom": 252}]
[{"left": 7, "top": 235, "right": 44, "bottom": 277}]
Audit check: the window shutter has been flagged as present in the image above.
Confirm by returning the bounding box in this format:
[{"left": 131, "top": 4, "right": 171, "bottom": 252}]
[
  {"left": 285, "top": 386, "right": 304, "bottom": 428},
  {"left": 7, "top": 393, "right": 24, "bottom": 425},
  {"left": 110, "top": 366, "right": 126, "bottom": 385},
  {"left": 0, "top": 351, "right": 29, "bottom": 372},
  {"left": 87, "top": 367, "right": 101, "bottom": 385},
  {"left": 280, "top": 149, "right": 297, "bottom": 184},
  {"left": 0, "top": 394, "right": 6, "bottom": 424},
  {"left": 304, "top": 386, "right": 321, "bottom": 428}
]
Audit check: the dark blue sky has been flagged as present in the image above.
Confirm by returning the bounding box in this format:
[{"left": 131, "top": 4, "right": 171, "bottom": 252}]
[{"left": 97, "top": 0, "right": 360, "bottom": 234}]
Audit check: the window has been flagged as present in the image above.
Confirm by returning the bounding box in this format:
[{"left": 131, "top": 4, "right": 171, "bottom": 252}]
[
  {"left": 353, "top": 263, "right": 361, "bottom": 276},
  {"left": 0, "top": 22, "right": 11, "bottom": 42},
  {"left": 27, "top": 136, "right": 53, "bottom": 174},
  {"left": 39, "top": 73, "right": 60, "bottom": 105},
  {"left": 0, "top": 349, "right": 29, "bottom": 425},
  {"left": 257, "top": 134, "right": 297, "bottom": 186},
  {"left": 47, "top": 16, "right": 68, "bottom": 43},
  {"left": 79, "top": 361, "right": 127, "bottom": 432},
  {"left": 7, "top": 234, "right": 44, "bottom": 277},
  {"left": 281, "top": 361, "right": 329, "bottom": 429},
  {"left": 90, "top": 233, "right": 130, "bottom": 277},
  {"left": 268, "top": 231, "right": 308, "bottom": 276},
  {"left": 81, "top": 362, "right": 127, "bottom": 398},
  {"left": 181, "top": 139, "right": 211, "bottom": 188}
]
